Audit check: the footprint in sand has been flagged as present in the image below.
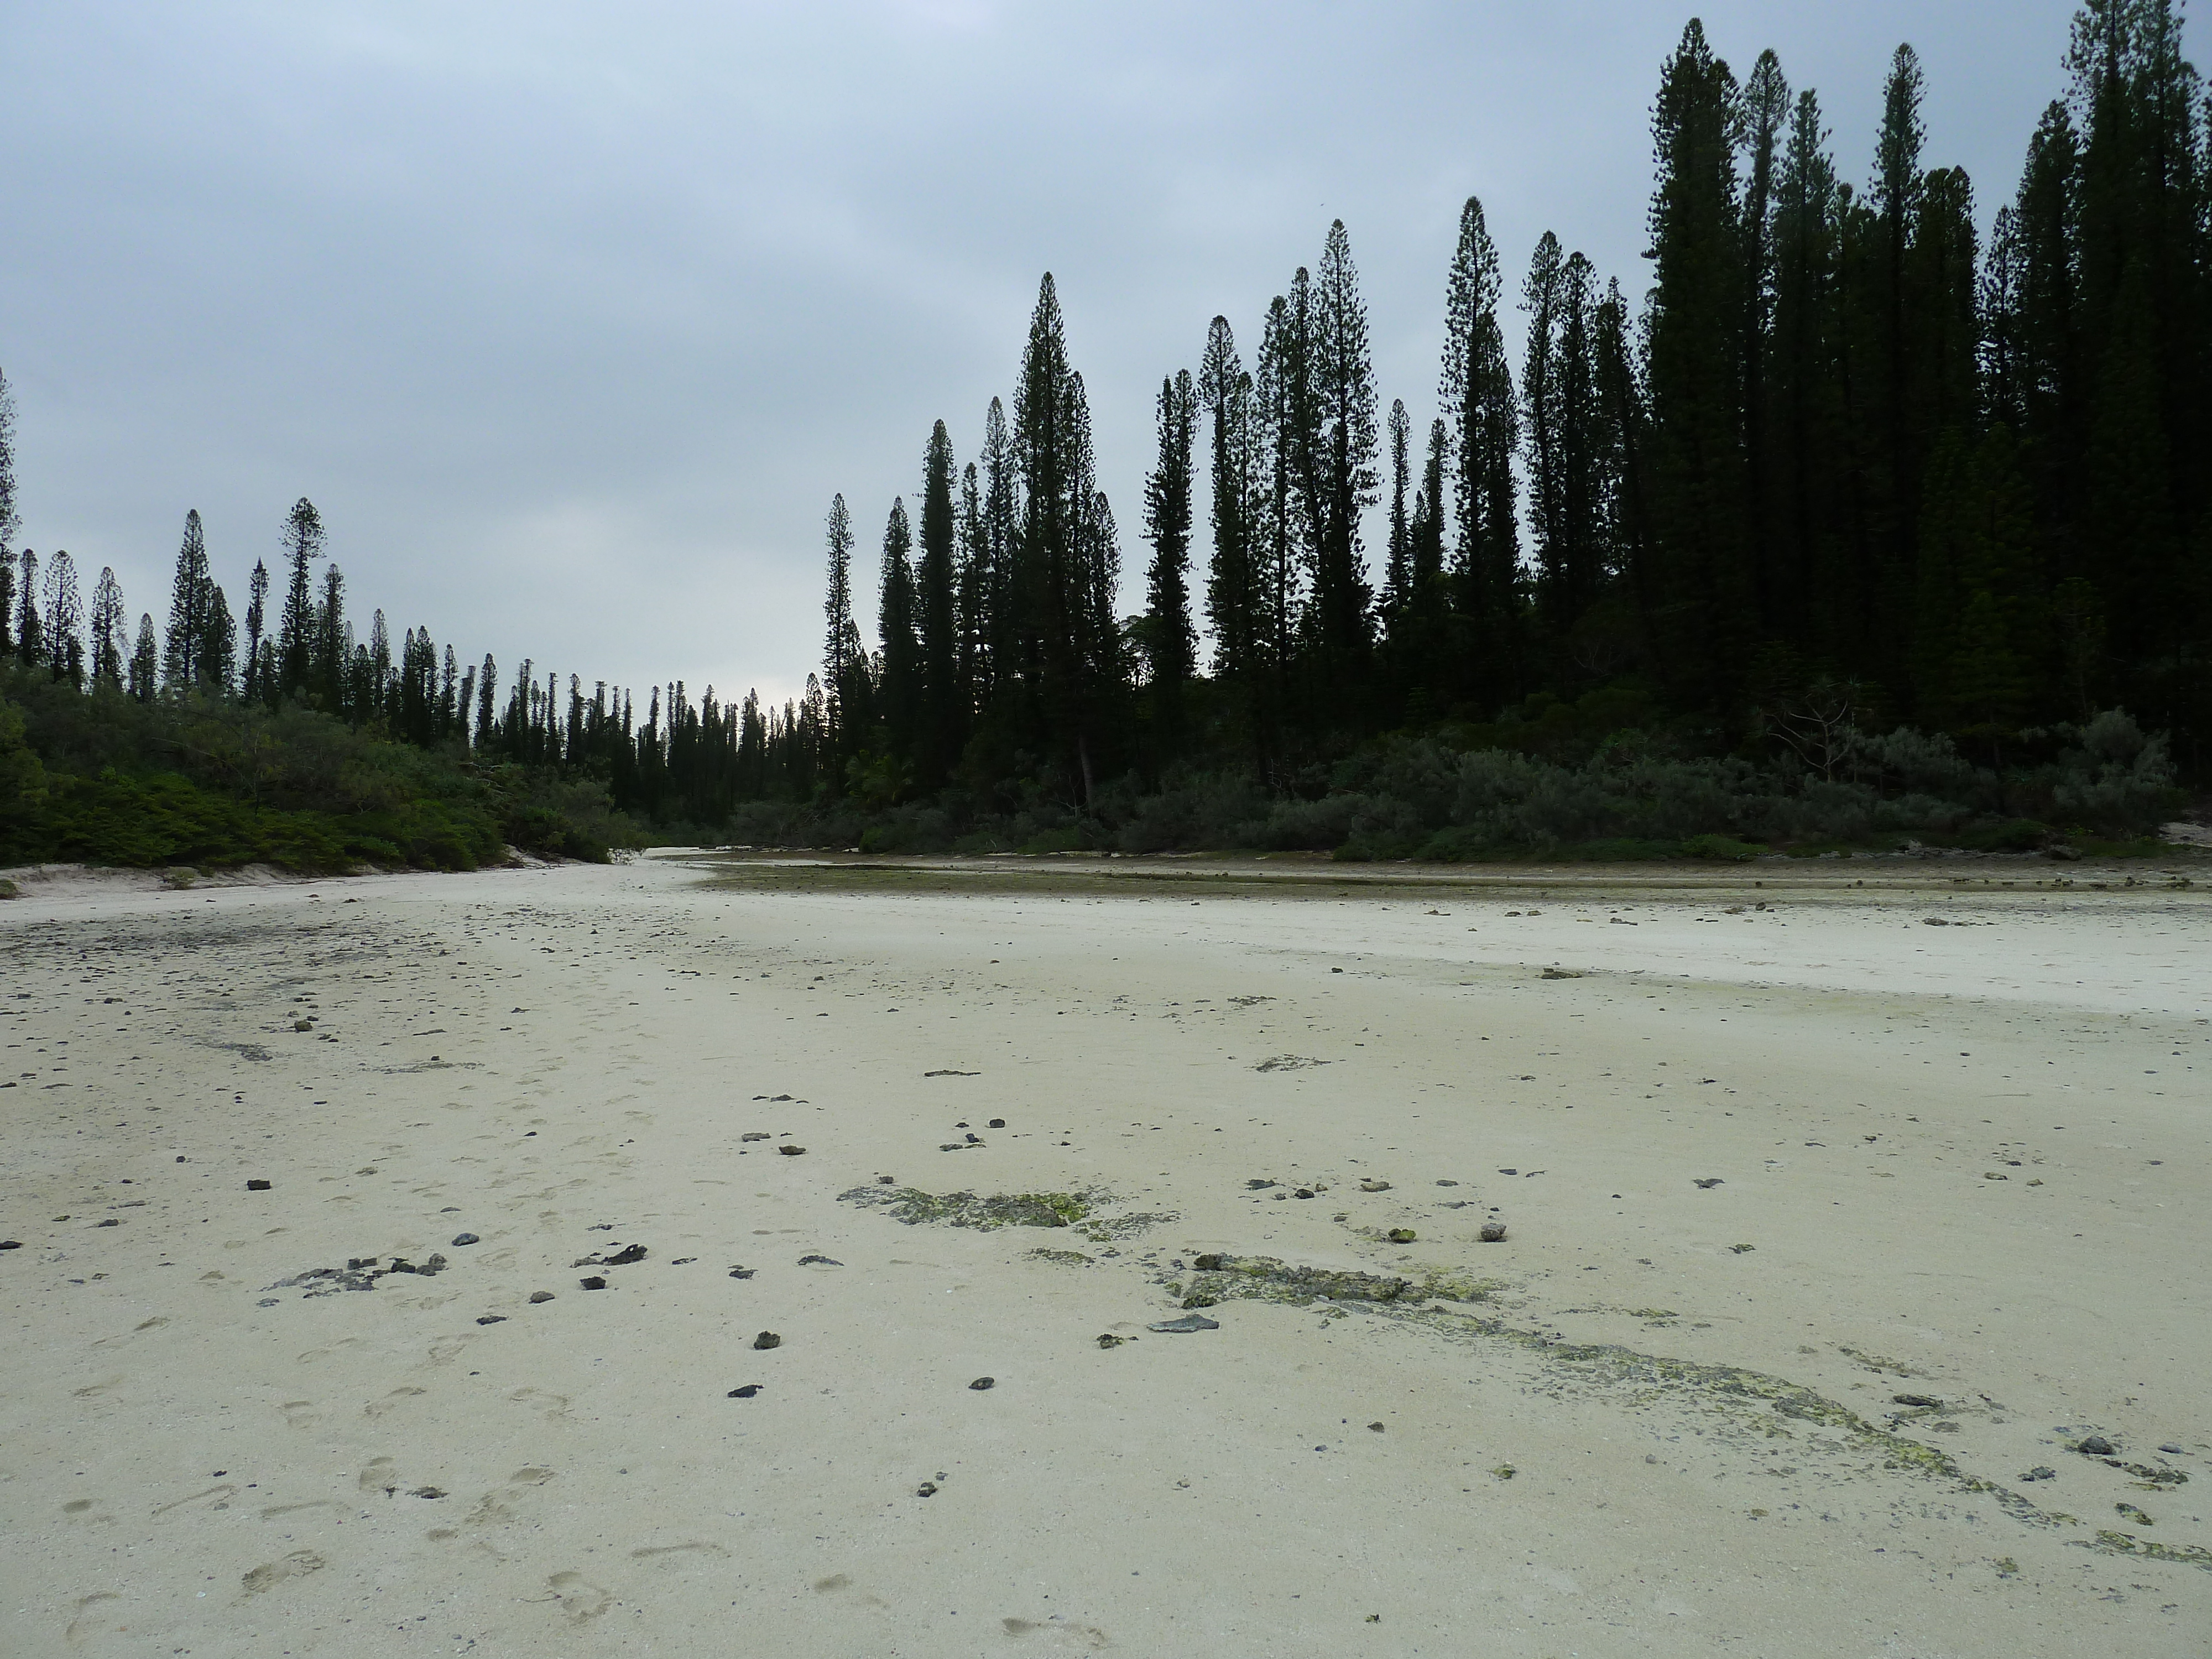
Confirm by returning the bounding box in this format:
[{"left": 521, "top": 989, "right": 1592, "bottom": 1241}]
[
  {"left": 364, "top": 1387, "right": 426, "bottom": 1418},
  {"left": 508, "top": 1387, "right": 575, "bottom": 1423},
  {"left": 241, "top": 1550, "right": 326, "bottom": 1595},
  {"left": 1001, "top": 1618, "right": 1110, "bottom": 1648},
  {"left": 545, "top": 1571, "right": 612, "bottom": 1623},
  {"left": 358, "top": 1457, "right": 397, "bottom": 1493},
  {"left": 280, "top": 1400, "right": 320, "bottom": 1429},
  {"left": 631, "top": 1541, "right": 727, "bottom": 1563},
  {"left": 812, "top": 1573, "right": 889, "bottom": 1609},
  {"left": 64, "top": 1591, "right": 121, "bottom": 1644}
]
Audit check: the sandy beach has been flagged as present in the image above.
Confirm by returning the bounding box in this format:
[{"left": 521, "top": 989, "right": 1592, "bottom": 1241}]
[{"left": 3, "top": 848, "right": 2208, "bottom": 1657}]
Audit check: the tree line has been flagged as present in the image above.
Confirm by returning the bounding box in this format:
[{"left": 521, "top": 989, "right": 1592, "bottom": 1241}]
[
  {"left": 758, "top": 3, "right": 2210, "bottom": 813},
  {"left": 4, "top": 4, "right": 2204, "bottom": 854}
]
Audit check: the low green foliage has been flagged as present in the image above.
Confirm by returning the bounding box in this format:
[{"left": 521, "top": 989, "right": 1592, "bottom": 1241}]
[{"left": 1, "top": 669, "right": 643, "bottom": 872}]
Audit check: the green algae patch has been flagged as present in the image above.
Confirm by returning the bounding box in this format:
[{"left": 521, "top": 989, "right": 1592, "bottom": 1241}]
[
  {"left": 1173, "top": 1253, "right": 1502, "bottom": 1310},
  {"left": 2076, "top": 1531, "right": 2212, "bottom": 1569},
  {"left": 840, "top": 1186, "right": 1098, "bottom": 1230}
]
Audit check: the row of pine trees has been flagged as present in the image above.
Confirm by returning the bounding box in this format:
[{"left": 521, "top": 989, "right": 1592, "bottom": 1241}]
[
  {"left": 7, "top": 6, "right": 2208, "bottom": 839},
  {"left": 771, "top": 4, "right": 2212, "bottom": 805}
]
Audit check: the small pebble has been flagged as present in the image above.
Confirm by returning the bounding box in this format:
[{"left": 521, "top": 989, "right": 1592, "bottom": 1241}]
[
  {"left": 247, "top": 1180, "right": 272, "bottom": 1191},
  {"left": 2160, "top": 1444, "right": 2185, "bottom": 1455},
  {"left": 1368, "top": 1422, "right": 1385, "bottom": 1433},
  {"left": 778, "top": 1145, "right": 806, "bottom": 1156},
  {"left": 1479, "top": 1223, "right": 1507, "bottom": 1243},
  {"left": 528, "top": 1291, "right": 555, "bottom": 1304},
  {"left": 916, "top": 1481, "right": 938, "bottom": 1498},
  {"left": 474, "top": 1314, "right": 505, "bottom": 1326},
  {"left": 727, "top": 1385, "right": 760, "bottom": 1399},
  {"left": 580, "top": 1275, "right": 608, "bottom": 1290},
  {"left": 969, "top": 1376, "right": 995, "bottom": 1391},
  {"left": 1386, "top": 1228, "right": 1416, "bottom": 1243},
  {"left": 797, "top": 1255, "right": 843, "bottom": 1267},
  {"left": 451, "top": 1233, "right": 480, "bottom": 1246},
  {"left": 1096, "top": 1333, "right": 1128, "bottom": 1348},
  {"left": 753, "top": 1331, "right": 781, "bottom": 1350},
  {"left": 988, "top": 1119, "right": 1006, "bottom": 1129},
  {"left": 2078, "top": 1435, "right": 2115, "bottom": 1456},
  {"left": 410, "top": 1486, "right": 447, "bottom": 1500},
  {"left": 1893, "top": 1394, "right": 1944, "bottom": 1408},
  {"left": 727, "top": 1266, "right": 755, "bottom": 1279}
]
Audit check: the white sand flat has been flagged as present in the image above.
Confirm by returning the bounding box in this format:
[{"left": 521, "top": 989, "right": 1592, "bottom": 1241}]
[{"left": 1, "top": 849, "right": 2206, "bottom": 1656}]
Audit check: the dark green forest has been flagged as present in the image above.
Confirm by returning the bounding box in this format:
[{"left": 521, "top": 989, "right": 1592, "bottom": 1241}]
[{"left": 1, "top": 6, "right": 2201, "bottom": 872}]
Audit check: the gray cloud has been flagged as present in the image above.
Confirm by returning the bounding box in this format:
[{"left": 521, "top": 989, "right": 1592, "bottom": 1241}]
[{"left": 3, "top": 0, "right": 2098, "bottom": 707}]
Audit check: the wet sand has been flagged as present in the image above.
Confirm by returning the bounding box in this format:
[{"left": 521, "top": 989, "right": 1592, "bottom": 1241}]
[{"left": 2, "top": 849, "right": 2208, "bottom": 1656}]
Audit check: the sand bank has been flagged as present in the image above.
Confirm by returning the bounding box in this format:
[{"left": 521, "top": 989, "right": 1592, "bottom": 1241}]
[{"left": 2, "top": 850, "right": 2207, "bottom": 1655}]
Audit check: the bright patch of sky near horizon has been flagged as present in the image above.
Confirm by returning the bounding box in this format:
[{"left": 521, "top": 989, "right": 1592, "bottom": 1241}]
[{"left": 2, "top": 1, "right": 2115, "bottom": 709}]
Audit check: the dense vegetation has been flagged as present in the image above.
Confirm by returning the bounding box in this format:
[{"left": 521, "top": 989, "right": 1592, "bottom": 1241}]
[{"left": 0, "top": 4, "right": 2200, "bottom": 870}]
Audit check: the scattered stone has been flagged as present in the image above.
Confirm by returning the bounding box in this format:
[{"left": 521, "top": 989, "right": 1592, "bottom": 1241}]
[
  {"left": 1498, "top": 1168, "right": 1517, "bottom": 1177},
  {"left": 1893, "top": 1394, "right": 1944, "bottom": 1408},
  {"left": 1368, "top": 1422, "right": 1385, "bottom": 1432},
  {"left": 779, "top": 1145, "right": 807, "bottom": 1156},
  {"left": 940, "top": 1143, "right": 966, "bottom": 1152},
  {"left": 1479, "top": 1223, "right": 1508, "bottom": 1243},
  {"left": 1923, "top": 917, "right": 1951, "bottom": 927},
  {"left": 2021, "top": 1465, "right": 2057, "bottom": 1481},
  {"left": 988, "top": 1118, "right": 1006, "bottom": 1129},
  {"left": 916, "top": 1481, "right": 938, "bottom": 1498},
  {"left": 258, "top": 1297, "right": 279, "bottom": 1307},
  {"left": 1096, "top": 1333, "right": 1129, "bottom": 1349},
  {"left": 924, "top": 1070, "right": 979, "bottom": 1077},
  {"left": 247, "top": 1179, "right": 272, "bottom": 1191},
  {"left": 2079, "top": 1435, "right": 2116, "bottom": 1456},
  {"left": 1386, "top": 1228, "right": 1416, "bottom": 1243},
  {"left": 727, "top": 1385, "right": 760, "bottom": 1399},
  {"left": 1540, "top": 968, "right": 1583, "bottom": 979},
  {"left": 1358, "top": 1179, "right": 1391, "bottom": 1193},
  {"left": 2161, "top": 1444, "right": 2185, "bottom": 1455},
  {"left": 450, "top": 1233, "right": 481, "bottom": 1246},
  {"left": 529, "top": 1291, "right": 554, "bottom": 1304},
  {"left": 877, "top": 1174, "right": 896, "bottom": 1185},
  {"left": 97, "top": 1218, "right": 120, "bottom": 1227},
  {"left": 1294, "top": 1188, "right": 1314, "bottom": 1199},
  {"left": 797, "top": 1254, "right": 842, "bottom": 1266},
  {"left": 969, "top": 1376, "right": 995, "bottom": 1391},
  {"left": 410, "top": 1486, "right": 447, "bottom": 1500},
  {"left": 475, "top": 1314, "right": 505, "bottom": 1326},
  {"left": 727, "top": 1266, "right": 755, "bottom": 1279},
  {"left": 1693, "top": 1178, "right": 1723, "bottom": 1189},
  {"left": 1147, "top": 1314, "right": 1220, "bottom": 1333},
  {"left": 580, "top": 1275, "right": 608, "bottom": 1290},
  {"left": 0, "top": 1240, "right": 20, "bottom": 1250},
  {"left": 604, "top": 1244, "right": 646, "bottom": 1266},
  {"left": 1246, "top": 1179, "right": 1277, "bottom": 1190},
  {"left": 671, "top": 1256, "right": 696, "bottom": 1265},
  {"left": 1436, "top": 1179, "right": 1458, "bottom": 1187},
  {"left": 1983, "top": 1171, "right": 2009, "bottom": 1181},
  {"left": 1729, "top": 1243, "right": 1756, "bottom": 1254},
  {"left": 753, "top": 1331, "right": 781, "bottom": 1350},
  {"left": 740, "top": 1133, "right": 770, "bottom": 1142}
]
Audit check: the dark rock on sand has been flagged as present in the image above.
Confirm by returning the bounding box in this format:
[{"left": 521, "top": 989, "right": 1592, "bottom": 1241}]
[
  {"left": 1893, "top": 1394, "right": 1944, "bottom": 1408},
  {"left": 753, "top": 1331, "right": 781, "bottom": 1350},
  {"left": 797, "top": 1255, "right": 842, "bottom": 1266},
  {"left": 529, "top": 1291, "right": 555, "bottom": 1304},
  {"left": 451, "top": 1233, "right": 481, "bottom": 1246},
  {"left": 604, "top": 1244, "right": 646, "bottom": 1266},
  {"left": 1147, "top": 1314, "right": 1220, "bottom": 1333},
  {"left": 988, "top": 1118, "right": 1006, "bottom": 1129},
  {"left": 1693, "top": 1178, "right": 1723, "bottom": 1189},
  {"left": 410, "top": 1486, "right": 446, "bottom": 1499},
  {"left": 2021, "top": 1465, "right": 2057, "bottom": 1481},
  {"left": 779, "top": 1145, "right": 807, "bottom": 1156},
  {"left": 1479, "top": 1223, "right": 1508, "bottom": 1242},
  {"left": 580, "top": 1275, "right": 608, "bottom": 1290},
  {"left": 247, "top": 1180, "right": 272, "bottom": 1191},
  {"left": 1386, "top": 1228, "right": 1417, "bottom": 1243},
  {"left": 2079, "top": 1435, "right": 2116, "bottom": 1456},
  {"left": 969, "top": 1376, "right": 995, "bottom": 1390},
  {"left": 741, "top": 1133, "right": 770, "bottom": 1142},
  {"left": 727, "top": 1385, "right": 760, "bottom": 1399},
  {"left": 475, "top": 1314, "right": 505, "bottom": 1326},
  {"left": 916, "top": 1481, "right": 939, "bottom": 1498},
  {"left": 0, "top": 1240, "right": 20, "bottom": 1250},
  {"left": 1096, "top": 1333, "right": 1129, "bottom": 1348},
  {"left": 728, "top": 1266, "right": 755, "bottom": 1279}
]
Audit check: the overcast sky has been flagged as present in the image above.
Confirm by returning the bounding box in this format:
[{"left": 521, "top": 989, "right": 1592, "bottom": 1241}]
[{"left": 3, "top": 1, "right": 2119, "bottom": 709}]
